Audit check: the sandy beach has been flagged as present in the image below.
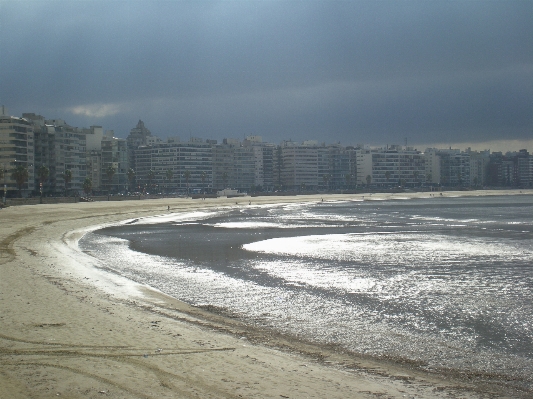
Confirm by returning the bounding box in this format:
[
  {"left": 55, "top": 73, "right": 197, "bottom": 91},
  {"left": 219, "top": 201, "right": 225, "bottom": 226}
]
[{"left": 1, "top": 190, "right": 530, "bottom": 399}]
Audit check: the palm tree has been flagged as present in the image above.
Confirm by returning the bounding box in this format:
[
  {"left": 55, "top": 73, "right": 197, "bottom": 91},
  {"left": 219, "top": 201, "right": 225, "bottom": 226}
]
[
  {"left": 413, "top": 171, "right": 420, "bottom": 187},
  {"left": 105, "top": 165, "right": 116, "bottom": 193},
  {"left": 385, "top": 171, "right": 391, "bottom": 186},
  {"left": 322, "top": 174, "right": 331, "bottom": 191},
  {"left": 127, "top": 168, "right": 135, "bottom": 192},
  {"left": 37, "top": 165, "right": 49, "bottom": 183},
  {"left": 222, "top": 171, "right": 228, "bottom": 190},
  {"left": 83, "top": 177, "right": 92, "bottom": 196},
  {"left": 183, "top": 170, "right": 191, "bottom": 196},
  {"left": 201, "top": 171, "right": 207, "bottom": 194},
  {"left": 12, "top": 165, "right": 29, "bottom": 197},
  {"left": 147, "top": 170, "right": 156, "bottom": 193},
  {"left": 62, "top": 169, "right": 72, "bottom": 196},
  {"left": 37, "top": 165, "right": 49, "bottom": 201},
  {"left": 165, "top": 169, "right": 173, "bottom": 194},
  {"left": 365, "top": 174, "right": 372, "bottom": 187},
  {"left": 344, "top": 173, "right": 352, "bottom": 189}
]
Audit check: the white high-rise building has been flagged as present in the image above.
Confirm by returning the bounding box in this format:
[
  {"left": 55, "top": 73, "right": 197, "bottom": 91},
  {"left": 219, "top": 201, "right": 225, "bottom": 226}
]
[
  {"left": 357, "top": 146, "right": 426, "bottom": 187},
  {"left": 424, "top": 148, "right": 441, "bottom": 185},
  {"left": 136, "top": 138, "right": 212, "bottom": 194},
  {"left": 279, "top": 140, "right": 319, "bottom": 190},
  {"left": 0, "top": 108, "right": 35, "bottom": 197}
]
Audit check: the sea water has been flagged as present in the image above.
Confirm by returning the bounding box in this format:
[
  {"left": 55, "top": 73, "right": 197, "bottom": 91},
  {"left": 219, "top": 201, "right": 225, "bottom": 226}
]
[{"left": 79, "top": 195, "right": 533, "bottom": 389}]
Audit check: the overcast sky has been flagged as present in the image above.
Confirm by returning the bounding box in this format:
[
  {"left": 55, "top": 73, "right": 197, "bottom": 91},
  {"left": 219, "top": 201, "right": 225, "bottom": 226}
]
[{"left": 1, "top": 0, "right": 532, "bottom": 151}]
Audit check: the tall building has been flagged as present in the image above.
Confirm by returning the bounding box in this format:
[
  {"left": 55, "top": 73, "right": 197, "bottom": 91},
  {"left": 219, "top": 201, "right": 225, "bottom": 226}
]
[
  {"left": 467, "top": 149, "right": 490, "bottom": 187},
  {"left": 317, "top": 144, "right": 332, "bottom": 190},
  {"left": 488, "top": 152, "right": 505, "bottom": 186},
  {"left": 356, "top": 145, "right": 426, "bottom": 187},
  {"left": 82, "top": 126, "right": 105, "bottom": 193},
  {"left": 529, "top": 156, "right": 533, "bottom": 187},
  {"left": 0, "top": 107, "right": 35, "bottom": 197},
  {"left": 424, "top": 148, "right": 441, "bottom": 185},
  {"left": 438, "top": 149, "right": 470, "bottom": 187},
  {"left": 212, "top": 139, "right": 235, "bottom": 190},
  {"left": 210, "top": 137, "right": 255, "bottom": 192},
  {"left": 101, "top": 132, "right": 129, "bottom": 193},
  {"left": 126, "top": 120, "right": 152, "bottom": 174},
  {"left": 317, "top": 143, "right": 356, "bottom": 190},
  {"left": 242, "top": 136, "right": 277, "bottom": 191},
  {"left": 355, "top": 146, "right": 373, "bottom": 186},
  {"left": 211, "top": 136, "right": 277, "bottom": 192},
  {"left": 86, "top": 150, "right": 102, "bottom": 192},
  {"left": 488, "top": 150, "right": 532, "bottom": 188},
  {"left": 342, "top": 146, "right": 358, "bottom": 189},
  {"left": 135, "top": 137, "right": 212, "bottom": 194},
  {"left": 80, "top": 126, "right": 129, "bottom": 194},
  {"left": 233, "top": 145, "right": 256, "bottom": 191},
  {"left": 279, "top": 140, "right": 319, "bottom": 190},
  {"left": 27, "top": 114, "right": 87, "bottom": 195},
  {"left": 516, "top": 149, "right": 531, "bottom": 187},
  {"left": 258, "top": 143, "right": 276, "bottom": 191}
]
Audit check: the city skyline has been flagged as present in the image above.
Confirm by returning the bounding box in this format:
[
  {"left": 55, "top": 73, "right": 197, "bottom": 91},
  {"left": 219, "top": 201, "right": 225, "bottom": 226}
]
[
  {"left": 3, "top": 105, "right": 533, "bottom": 155},
  {"left": 2, "top": 107, "right": 532, "bottom": 201},
  {"left": 1, "top": 1, "right": 532, "bottom": 152}
]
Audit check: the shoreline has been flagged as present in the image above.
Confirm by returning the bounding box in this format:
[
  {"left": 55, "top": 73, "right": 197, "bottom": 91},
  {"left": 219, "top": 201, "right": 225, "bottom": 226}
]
[{"left": 1, "top": 190, "right": 531, "bottom": 398}]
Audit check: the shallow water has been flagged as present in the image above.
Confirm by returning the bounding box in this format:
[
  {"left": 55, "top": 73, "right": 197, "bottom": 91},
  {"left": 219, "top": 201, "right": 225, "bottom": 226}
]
[{"left": 80, "top": 195, "right": 533, "bottom": 389}]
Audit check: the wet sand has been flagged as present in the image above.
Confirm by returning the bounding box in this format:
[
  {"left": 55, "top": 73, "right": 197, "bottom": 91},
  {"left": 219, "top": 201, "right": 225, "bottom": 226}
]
[{"left": 1, "top": 190, "right": 530, "bottom": 398}]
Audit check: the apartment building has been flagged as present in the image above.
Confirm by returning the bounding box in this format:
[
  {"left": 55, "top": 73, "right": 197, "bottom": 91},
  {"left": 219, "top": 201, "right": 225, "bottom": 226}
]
[
  {"left": 315, "top": 143, "right": 356, "bottom": 190},
  {"left": 26, "top": 115, "right": 130, "bottom": 196},
  {"left": 87, "top": 150, "right": 102, "bottom": 191},
  {"left": 343, "top": 146, "right": 358, "bottom": 189},
  {"left": 242, "top": 136, "right": 276, "bottom": 191},
  {"left": 355, "top": 147, "right": 373, "bottom": 186},
  {"left": 6, "top": 105, "right": 533, "bottom": 198},
  {"left": 211, "top": 136, "right": 275, "bottom": 192},
  {"left": 23, "top": 114, "right": 89, "bottom": 195},
  {"left": 423, "top": 148, "right": 441, "bottom": 185},
  {"left": 102, "top": 133, "right": 129, "bottom": 193},
  {"left": 81, "top": 125, "right": 130, "bottom": 194},
  {"left": 529, "top": 156, "right": 533, "bottom": 187},
  {"left": 212, "top": 139, "right": 235, "bottom": 190},
  {"left": 487, "top": 150, "right": 533, "bottom": 187},
  {"left": 136, "top": 137, "right": 212, "bottom": 194},
  {"left": 0, "top": 107, "right": 35, "bottom": 197},
  {"left": 126, "top": 119, "right": 152, "bottom": 174},
  {"left": 467, "top": 149, "right": 490, "bottom": 187},
  {"left": 82, "top": 126, "right": 105, "bottom": 192},
  {"left": 279, "top": 140, "right": 319, "bottom": 190},
  {"left": 233, "top": 145, "right": 256, "bottom": 191},
  {"left": 437, "top": 149, "right": 470, "bottom": 187},
  {"left": 517, "top": 149, "right": 531, "bottom": 187},
  {"left": 356, "top": 146, "right": 426, "bottom": 187}
]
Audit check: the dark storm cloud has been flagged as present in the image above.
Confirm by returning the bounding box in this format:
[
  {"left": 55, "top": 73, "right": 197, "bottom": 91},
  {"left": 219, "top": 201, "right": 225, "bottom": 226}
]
[{"left": 1, "top": 0, "right": 532, "bottom": 147}]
